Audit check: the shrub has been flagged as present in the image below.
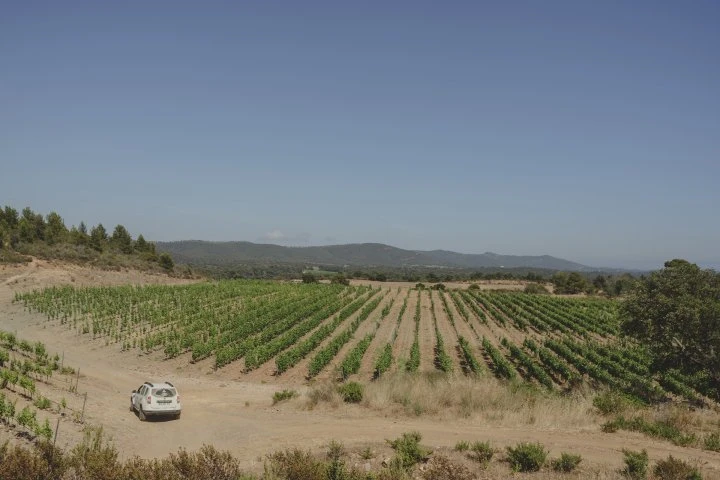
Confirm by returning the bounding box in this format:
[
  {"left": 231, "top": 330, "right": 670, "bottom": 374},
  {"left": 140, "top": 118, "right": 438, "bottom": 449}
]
[
  {"left": 360, "top": 447, "right": 374, "bottom": 460},
  {"left": 506, "top": 442, "right": 547, "bottom": 472},
  {"left": 272, "top": 389, "right": 297, "bottom": 405},
  {"left": 703, "top": 432, "right": 720, "bottom": 452},
  {"left": 386, "top": 431, "right": 431, "bottom": 470},
  {"left": 524, "top": 283, "right": 550, "bottom": 295},
  {"left": 266, "top": 448, "right": 326, "bottom": 480},
  {"left": 338, "top": 382, "right": 363, "bottom": 403},
  {"left": 551, "top": 452, "right": 582, "bottom": 472},
  {"left": 468, "top": 441, "right": 494, "bottom": 465},
  {"left": 603, "top": 416, "right": 697, "bottom": 447},
  {"left": 421, "top": 455, "right": 474, "bottom": 480},
  {"left": 622, "top": 449, "right": 648, "bottom": 480},
  {"left": 593, "top": 391, "right": 633, "bottom": 415},
  {"left": 33, "top": 396, "right": 51, "bottom": 410},
  {"left": 653, "top": 455, "right": 702, "bottom": 480},
  {"left": 454, "top": 440, "right": 470, "bottom": 452}
]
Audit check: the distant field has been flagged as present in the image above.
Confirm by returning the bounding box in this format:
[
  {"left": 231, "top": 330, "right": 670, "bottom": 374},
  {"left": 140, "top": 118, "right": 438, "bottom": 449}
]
[{"left": 15, "top": 281, "right": 712, "bottom": 405}]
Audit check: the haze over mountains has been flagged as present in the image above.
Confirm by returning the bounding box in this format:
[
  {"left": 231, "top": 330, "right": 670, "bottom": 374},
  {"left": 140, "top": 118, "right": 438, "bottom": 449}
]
[{"left": 157, "top": 241, "right": 593, "bottom": 271}]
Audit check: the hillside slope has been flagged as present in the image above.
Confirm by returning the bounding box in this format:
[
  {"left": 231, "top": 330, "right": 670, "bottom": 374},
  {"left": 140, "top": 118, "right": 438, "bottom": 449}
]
[{"left": 157, "top": 240, "right": 591, "bottom": 271}]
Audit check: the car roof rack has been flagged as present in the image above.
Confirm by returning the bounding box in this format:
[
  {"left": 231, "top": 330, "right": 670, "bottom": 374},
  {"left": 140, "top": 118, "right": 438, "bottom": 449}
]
[
  {"left": 165, "top": 381, "right": 174, "bottom": 387},
  {"left": 144, "top": 382, "right": 154, "bottom": 387}
]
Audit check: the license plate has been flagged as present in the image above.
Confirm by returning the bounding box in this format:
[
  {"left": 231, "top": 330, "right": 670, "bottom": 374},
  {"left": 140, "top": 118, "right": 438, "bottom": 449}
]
[{"left": 158, "top": 400, "right": 172, "bottom": 404}]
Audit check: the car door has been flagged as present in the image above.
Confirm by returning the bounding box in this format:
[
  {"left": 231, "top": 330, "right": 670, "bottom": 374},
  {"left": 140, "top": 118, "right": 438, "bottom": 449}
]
[{"left": 134, "top": 386, "right": 145, "bottom": 410}]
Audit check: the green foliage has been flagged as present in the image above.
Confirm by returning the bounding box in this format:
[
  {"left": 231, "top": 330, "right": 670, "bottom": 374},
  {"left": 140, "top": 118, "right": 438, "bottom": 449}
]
[
  {"left": 602, "top": 416, "right": 697, "bottom": 447},
  {"left": 506, "top": 442, "right": 548, "bottom": 472},
  {"left": 405, "top": 341, "right": 420, "bottom": 372},
  {"left": 703, "top": 432, "right": 720, "bottom": 452},
  {"left": 33, "top": 396, "right": 51, "bottom": 410},
  {"left": 272, "top": 389, "right": 297, "bottom": 405},
  {"left": 35, "top": 418, "right": 53, "bottom": 440},
  {"left": 653, "top": 455, "right": 702, "bottom": 480},
  {"left": 16, "top": 405, "right": 37, "bottom": 431},
  {"left": 386, "top": 431, "right": 431, "bottom": 470},
  {"left": 158, "top": 253, "right": 174, "bottom": 272},
  {"left": 524, "top": 283, "right": 550, "bottom": 294},
  {"left": 620, "top": 259, "right": 720, "bottom": 398},
  {"left": 111, "top": 225, "right": 133, "bottom": 254},
  {"left": 468, "top": 441, "right": 494, "bottom": 465},
  {"left": 457, "top": 336, "right": 482, "bottom": 375},
  {"left": 331, "top": 274, "right": 350, "bottom": 286},
  {"left": 551, "top": 271, "right": 590, "bottom": 294},
  {"left": 340, "top": 334, "right": 374, "bottom": 379},
  {"left": 482, "top": 337, "right": 517, "bottom": 380},
  {"left": 454, "top": 440, "right": 470, "bottom": 452},
  {"left": 373, "top": 343, "right": 393, "bottom": 378},
  {"left": 593, "top": 391, "right": 635, "bottom": 415},
  {"left": 337, "top": 382, "right": 363, "bottom": 403},
  {"left": 551, "top": 453, "right": 582, "bottom": 472},
  {"left": 622, "top": 449, "right": 648, "bottom": 480},
  {"left": 308, "top": 295, "right": 382, "bottom": 377},
  {"left": 302, "top": 273, "right": 319, "bottom": 283},
  {"left": 266, "top": 448, "right": 327, "bottom": 480}
]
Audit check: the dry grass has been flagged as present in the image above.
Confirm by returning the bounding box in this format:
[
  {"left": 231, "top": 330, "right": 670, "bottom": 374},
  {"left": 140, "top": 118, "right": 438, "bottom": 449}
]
[{"left": 359, "top": 372, "right": 599, "bottom": 428}]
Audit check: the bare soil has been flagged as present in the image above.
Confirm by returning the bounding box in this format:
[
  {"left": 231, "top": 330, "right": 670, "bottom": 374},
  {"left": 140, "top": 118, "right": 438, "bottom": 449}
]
[{"left": 1, "top": 261, "right": 719, "bottom": 478}]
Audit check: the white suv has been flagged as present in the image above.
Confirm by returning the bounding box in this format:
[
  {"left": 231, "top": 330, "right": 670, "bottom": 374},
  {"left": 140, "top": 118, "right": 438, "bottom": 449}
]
[{"left": 130, "top": 381, "right": 181, "bottom": 420}]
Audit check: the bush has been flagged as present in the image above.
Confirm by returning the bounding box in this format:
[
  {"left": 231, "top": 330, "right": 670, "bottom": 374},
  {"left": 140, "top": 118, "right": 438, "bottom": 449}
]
[
  {"left": 272, "top": 389, "right": 297, "bottom": 405},
  {"left": 622, "top": 449, "right": 648, "bottom": 480},
  {"left": 33, "top": 396, "right": 51, "bottom": 410},
  {"left": 593, "top": 391, "right": 633, "bottom": 415},
  {"left": 551, "top": 452, "right": 582, "bottom": 472},
  {"left": 468, "top": 441, "right": 494, "bottom": 465},
  {"left": 421, "top": 455, "right": 474, "bottom": 480},
  {"left": 454, "top": 440, "right": 470, "bottom": 452},
  {"left": 338, "top": 382, "right": 363, "bottom": 403},
  {"left": 506, "top": 442, "right": 547, "bottom": 472},
  {"left": 386, "top": 431, "right": 431, "bottom": 470},
  {"left": 266, "top": 448, "right": 326, "bottom": 480},
  {"left": 703, "top": 432, "right": 720, "bottom": 452},
  {"left": 524, "top": 283, "right": 550, "bottom": 294},
  {"left": 653, "top": 455, "right": 702, "bottom": 480}
]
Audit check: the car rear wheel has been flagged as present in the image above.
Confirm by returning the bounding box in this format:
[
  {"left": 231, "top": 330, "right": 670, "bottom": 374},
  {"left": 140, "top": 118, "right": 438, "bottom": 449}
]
[
  {"left": 138, "top": 407, "right": 146, "bottom": 421},
  {"left": 175, "top": 412, "right": 181, "bottom": 420}
]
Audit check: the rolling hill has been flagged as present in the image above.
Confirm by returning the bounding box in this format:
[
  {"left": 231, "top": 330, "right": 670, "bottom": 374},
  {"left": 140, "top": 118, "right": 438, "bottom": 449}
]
[{"left": 156, "top": 241, "right": 592, "bottom": 271}]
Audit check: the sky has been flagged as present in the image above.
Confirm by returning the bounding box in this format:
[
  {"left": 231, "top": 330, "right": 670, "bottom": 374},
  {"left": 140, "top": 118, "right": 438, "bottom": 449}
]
[{"left": 2, "top": 1, "right": 718, "bottom": 270}]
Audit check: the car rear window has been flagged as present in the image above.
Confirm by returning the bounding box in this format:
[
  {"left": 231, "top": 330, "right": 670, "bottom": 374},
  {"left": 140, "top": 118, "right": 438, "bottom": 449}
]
[{"left": 152, "top": 388, "right": 176, "bottom": 397}]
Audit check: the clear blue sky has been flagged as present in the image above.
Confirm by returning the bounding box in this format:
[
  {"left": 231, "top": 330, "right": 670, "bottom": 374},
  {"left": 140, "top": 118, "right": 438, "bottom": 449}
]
[{"left": 2, "top": 1, "right": 718, "bottom": 270}]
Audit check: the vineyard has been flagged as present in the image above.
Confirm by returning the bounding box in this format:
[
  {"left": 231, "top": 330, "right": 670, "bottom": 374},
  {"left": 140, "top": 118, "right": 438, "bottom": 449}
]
[
  {"left": 14, "top": 281, "right": 718, "bottom": 406},
  {"left": 0, "top": 329, "right": 83, "bottom": 441}
]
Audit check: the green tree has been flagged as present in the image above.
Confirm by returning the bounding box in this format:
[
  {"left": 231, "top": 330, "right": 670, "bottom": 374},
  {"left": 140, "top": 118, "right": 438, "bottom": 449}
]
[
  {"left": 3, "top": 206, "right": 19, "bottom": 229},
  {"left": 552, "top": 272, "right": 589, "bottom": 294},
  {"left": 134, "top": 234, "right": 149, "bottom": 252},
  {"left": 620, "top": 259, "right": 720, "bottom": 395},
  {"left": 111, "top": 224, "right": 133, "bottom": 254},
  {"left": 158, "top": 253, "right": 174, "bottom": 271},
  {"left": 302, "top": 273, "right": 318, "bottom": 283},
  {"left": 44, "top": 211, "right": 68, "bottom": 245},
  {"left": 89, "top": 224, "right": 108, "bottom": 251}
]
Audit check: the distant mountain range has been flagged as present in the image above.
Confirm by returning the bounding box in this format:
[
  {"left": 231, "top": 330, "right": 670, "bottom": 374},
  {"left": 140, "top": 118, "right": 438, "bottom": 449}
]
[{"left": 156, "top": 241, "right": 593, "bottom": 271}]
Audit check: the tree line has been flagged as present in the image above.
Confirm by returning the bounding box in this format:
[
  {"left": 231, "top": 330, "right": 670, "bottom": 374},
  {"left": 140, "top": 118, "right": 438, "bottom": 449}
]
[{"left": 0, "top": 206, "right": 173, "bottom": 271}]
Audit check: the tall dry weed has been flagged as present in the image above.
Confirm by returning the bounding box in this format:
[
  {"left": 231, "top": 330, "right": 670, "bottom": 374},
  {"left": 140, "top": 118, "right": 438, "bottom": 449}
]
[{"left": 361, "top": 372, "right": 598, "bottom": 428}]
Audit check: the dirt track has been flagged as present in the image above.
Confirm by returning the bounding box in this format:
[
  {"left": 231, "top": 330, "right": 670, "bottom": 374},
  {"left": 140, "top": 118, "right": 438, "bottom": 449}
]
[{"left": 1, "top": 261, "right": 719, "bottom": 477}]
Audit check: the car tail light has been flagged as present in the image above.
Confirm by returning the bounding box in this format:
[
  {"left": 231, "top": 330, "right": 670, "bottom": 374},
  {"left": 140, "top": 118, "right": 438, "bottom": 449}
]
[
  {"left": 176, "top": 395, "right": 180, "bottom": 403},
  {"left": 147, "top": 396, "right": 151, "bottom": 404}
]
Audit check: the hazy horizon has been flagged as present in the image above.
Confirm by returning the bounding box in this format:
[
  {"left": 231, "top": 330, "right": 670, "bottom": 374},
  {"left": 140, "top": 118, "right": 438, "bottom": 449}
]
[{"left": 3, "top": 2, "right": 718, "bottom": 272}]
